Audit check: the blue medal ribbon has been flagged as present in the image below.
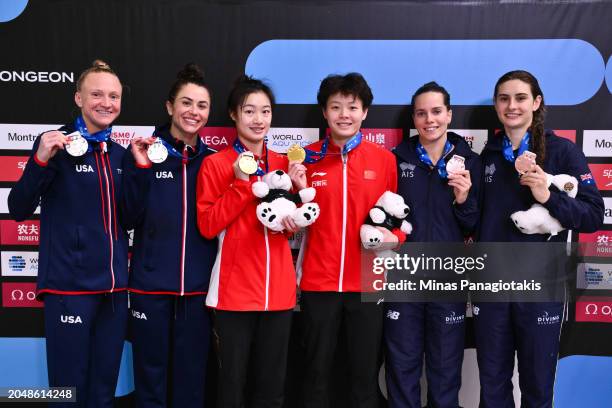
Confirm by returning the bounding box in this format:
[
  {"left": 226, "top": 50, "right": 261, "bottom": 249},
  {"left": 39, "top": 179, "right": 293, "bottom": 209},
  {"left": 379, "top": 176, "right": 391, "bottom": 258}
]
[
  {"left": 416, "top": 140, "right": 453, "bottom": 179},
  {"left": 156, "top": 135, "right": 205, "bottom": 161},
  {"left": 502, "top": 131, "right": 530, "bottom": 163},
  {"left": 74, "top": 116, "right": 112, "bottom": 152},
  {"left": 303, "top": 132, "right": 363, "bottom": 163},
  {"left": 233, "top": 138, "right": 269, "bottom": 176}
]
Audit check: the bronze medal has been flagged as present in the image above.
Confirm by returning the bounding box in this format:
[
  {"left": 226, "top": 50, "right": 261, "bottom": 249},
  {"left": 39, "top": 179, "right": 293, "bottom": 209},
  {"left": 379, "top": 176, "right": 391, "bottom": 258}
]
[{"left": 515, "top": 151, "right": 537, "bottom": 174}]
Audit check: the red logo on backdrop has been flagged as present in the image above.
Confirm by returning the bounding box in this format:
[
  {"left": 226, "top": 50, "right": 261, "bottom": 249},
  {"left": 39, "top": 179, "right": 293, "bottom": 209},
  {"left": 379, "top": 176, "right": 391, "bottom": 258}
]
[
  {"left": 324, "top": 128, "right": 403, "bottom": 150},
  {"left": 2, "top": 282, "right": 42, "bottom": 308},
  {"left": 199, "top": 127, "right": 236, "bottom": 151},
  {"left": 576, "top": 297, "right": 612, "bottom": 323},
  {"left": 588, "top": 164, "right": 612, "bottom": 191},
  {"left": 0, "top": 220, "right": 40, "bottom": 245},
  {"left": 579, "top": 231, "right": 612, "bottom": 257},
  {"left": 0, "top": 156, "right": 29, "bottom": 182},
  {"left": 554, "top": 130, "right": 576, "bottom": 143}
]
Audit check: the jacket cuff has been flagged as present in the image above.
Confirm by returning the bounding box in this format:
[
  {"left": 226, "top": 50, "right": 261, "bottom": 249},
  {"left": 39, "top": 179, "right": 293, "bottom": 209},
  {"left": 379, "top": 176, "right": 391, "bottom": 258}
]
[
  {"left": 391, "top": 229, "right": 406, "bottom": 244},
  {"left": 542, "top": 190, "right": 561, "bottom": 212},
  {"left": 33, "top": 153, "right": 48, "bottom": 167},
  {"left": 454, "top": 195, "right": 476, "bottom": 212},
  {"left": 135, "top": 161, "right": 152, "bottom": 169}
]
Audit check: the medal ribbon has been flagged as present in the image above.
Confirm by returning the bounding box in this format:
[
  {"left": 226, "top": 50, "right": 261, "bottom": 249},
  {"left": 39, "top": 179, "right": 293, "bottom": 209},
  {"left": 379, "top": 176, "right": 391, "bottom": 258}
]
[
  {"left": 74, "top": 116, "right": 112, "bottom": 151},
  {"left": 156, "top": 136, "right": 205, "bottom": 161},
  {"left": 233, "top": 138, "right": 269, "bottom": 175},
  {"left": 303, "top": 132, "right": 363, "bottom": 163},
  {"left": 502, "top": 131, "right": 530, "bottom": 163},
  {"left": 416, "top": 140, "right": 453, "bottom": 179}
]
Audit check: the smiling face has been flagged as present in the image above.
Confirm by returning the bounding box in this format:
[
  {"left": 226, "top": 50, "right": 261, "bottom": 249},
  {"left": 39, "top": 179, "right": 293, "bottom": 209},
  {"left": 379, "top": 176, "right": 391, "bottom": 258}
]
[
  {"left": 74, "top": 72, "right": 122, "bottom": 133},
  {"left": 230, "top": 91, "right": 272, "bottom": 147},
  {"left": 166, "top": 82, "right": 211, "bottom": 142},
  {"left": 494, "top": 79, "right": 542, "bottom": 133},
  {"left": 323, "top": 93, "right": 368, "bottom": 143},
  {"left": 412, "top": 91, "right": 452, "bottom": 145}
]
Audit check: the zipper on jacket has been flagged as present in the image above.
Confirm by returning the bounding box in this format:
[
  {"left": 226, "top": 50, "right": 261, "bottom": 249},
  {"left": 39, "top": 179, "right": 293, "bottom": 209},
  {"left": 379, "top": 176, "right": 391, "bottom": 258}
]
[
  {"left": 338, "top": 153, "right": 348, "bottom": 292},
  {"left": 180, "top": 148, "right": 188, "bottom": 296},
  {"left": 99, "top": 144, "right": 115, "bottom": 292}
]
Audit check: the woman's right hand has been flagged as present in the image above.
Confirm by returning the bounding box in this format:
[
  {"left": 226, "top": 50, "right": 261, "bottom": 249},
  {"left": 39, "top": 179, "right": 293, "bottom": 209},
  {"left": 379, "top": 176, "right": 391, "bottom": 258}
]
[
  {"left": 130, "top": 136, "right": 156, "bottom": 167},
  {"left": 36, "top": 131, "right": 68, "bottom": 163},
  {"left": 232, "top": 154, "right": 250, "bottom": 181}
]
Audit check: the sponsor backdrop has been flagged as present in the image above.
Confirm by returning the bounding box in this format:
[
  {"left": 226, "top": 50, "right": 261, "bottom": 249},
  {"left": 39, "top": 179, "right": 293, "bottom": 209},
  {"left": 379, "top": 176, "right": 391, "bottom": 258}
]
[{"left": 0, "top": 0, "right": 611, "bottom": 406}]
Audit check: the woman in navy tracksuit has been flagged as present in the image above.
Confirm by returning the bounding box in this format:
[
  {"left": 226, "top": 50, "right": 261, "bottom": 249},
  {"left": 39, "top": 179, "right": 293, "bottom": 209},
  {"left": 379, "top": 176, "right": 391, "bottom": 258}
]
[
  {"left": 384, "top": 82, "right": 480, "bottom": 408},
  {"left": 121, "top": 64, "right": 217, "bottom": 407},
  {"left": 8, "top": 60, "right": 128, "bottom": 407},
  {"left": 473, "top": 70, "right": 604, "bottom": 407}
]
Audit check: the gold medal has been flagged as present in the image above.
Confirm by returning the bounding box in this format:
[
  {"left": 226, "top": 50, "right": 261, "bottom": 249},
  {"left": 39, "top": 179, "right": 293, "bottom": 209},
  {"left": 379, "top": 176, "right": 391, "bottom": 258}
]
[
  {"left": 287, "top": 144, "right": 306, "bottom": 163},
  {"left": 238, "top": 152, "right": 258, "bottom": 175}
]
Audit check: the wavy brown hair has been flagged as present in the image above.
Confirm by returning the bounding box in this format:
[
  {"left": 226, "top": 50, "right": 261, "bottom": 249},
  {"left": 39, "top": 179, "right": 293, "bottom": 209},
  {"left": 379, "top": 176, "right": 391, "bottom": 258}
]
[{"left": 494, "top": 70, "right": 546, "bottom": 165}]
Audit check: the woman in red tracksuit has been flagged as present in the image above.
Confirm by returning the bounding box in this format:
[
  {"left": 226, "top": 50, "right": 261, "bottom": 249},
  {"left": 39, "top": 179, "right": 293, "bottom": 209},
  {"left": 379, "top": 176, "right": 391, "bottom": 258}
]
[{"left": 196, "top": 75, "right": 299, "bottom": 407}]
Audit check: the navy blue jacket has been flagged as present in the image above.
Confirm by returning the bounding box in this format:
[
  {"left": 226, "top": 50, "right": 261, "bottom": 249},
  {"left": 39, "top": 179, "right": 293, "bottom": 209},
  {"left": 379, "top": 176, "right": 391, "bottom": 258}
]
[
  {"left": 8, "top": 123, "right": 128, "bottom": 295},
  {"left": 479, "top": 130, "right": 604, "bottom": 242},
  {"left": 121, "top": 124, "right": 217, "bottom": 295},
  {"left": 394, "top": 132, "right": 481, "bottom": 242}
]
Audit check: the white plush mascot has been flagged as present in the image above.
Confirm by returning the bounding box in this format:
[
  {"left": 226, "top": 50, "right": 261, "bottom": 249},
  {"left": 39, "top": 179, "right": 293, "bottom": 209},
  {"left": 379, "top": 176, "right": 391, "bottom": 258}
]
[
  {"left": 510, "top": 173, "right": 578, "bottom": 237},
  {"left": 252, "top": 170, "right": 320, "bottom": 232},
  {"left": 360, "top": 191, "right": 413, "bottom": 250}
]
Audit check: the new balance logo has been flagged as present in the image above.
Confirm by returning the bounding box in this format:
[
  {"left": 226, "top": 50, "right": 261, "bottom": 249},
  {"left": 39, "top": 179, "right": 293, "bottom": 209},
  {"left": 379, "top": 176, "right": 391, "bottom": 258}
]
[{"left": 386, "top": 310, "right": 400, "bottom": 320}]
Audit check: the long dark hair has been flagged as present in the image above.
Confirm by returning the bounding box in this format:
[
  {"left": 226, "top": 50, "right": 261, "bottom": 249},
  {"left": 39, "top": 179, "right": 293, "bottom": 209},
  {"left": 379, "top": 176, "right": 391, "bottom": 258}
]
[{"left": 494, "top": 70, "right": 546, "bottom": 165}]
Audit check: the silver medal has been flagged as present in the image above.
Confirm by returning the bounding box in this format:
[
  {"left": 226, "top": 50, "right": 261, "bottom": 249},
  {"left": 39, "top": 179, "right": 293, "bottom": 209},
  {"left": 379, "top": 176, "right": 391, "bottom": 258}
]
[
  {"left": 65, "top": 131, "right": 88, "bottom": 157},
  {"left": 147, "top": 140, "right": 168, "bottom": 164},
  {"left": 446, "top": 154, "right": 465, "bottom": 175}
]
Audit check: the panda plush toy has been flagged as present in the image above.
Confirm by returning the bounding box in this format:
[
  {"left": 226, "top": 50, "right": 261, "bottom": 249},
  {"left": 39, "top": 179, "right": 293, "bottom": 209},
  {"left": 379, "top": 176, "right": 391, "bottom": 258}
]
[
  {"left": 360, "top": 191, "right": 413, "bottom": 250},
  {"left": 252, "top": 169, "right": 320, "bottom": 232},
  {"left": 510, "top": 173, "right": 578, "bottom": 238}
]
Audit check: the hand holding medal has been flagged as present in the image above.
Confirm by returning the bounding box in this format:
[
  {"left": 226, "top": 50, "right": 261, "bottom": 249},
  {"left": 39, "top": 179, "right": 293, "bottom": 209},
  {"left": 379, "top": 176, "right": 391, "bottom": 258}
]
[
  {"left": 287, "top": 144, "right": 308, "bottom": 190},
  {"left": 233, "top": 152, "right": 258, "bottom": 180},
  {"left": 35, "top": 130, "right": 71, "bottom": 163},
  {"left": 129, "top": 136, "right": 156, "bottom": 167},
  {"left": 64, "top": 131, "right": 89, "bottom": 157},
  {"left": 519, "top": 163, "right": 551, "bottom": 204},
  {"left": 445, "top": 154, "right": 465, "bottom": 175},
  {"left": 515, "top": 151, "right": 536, "bottom": 175},
  {"left": 446, "top": 155, "right": 472, "bottom": 205},
  {"left": 147, "top": 138, "right": 169, "bottom": 164}
]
